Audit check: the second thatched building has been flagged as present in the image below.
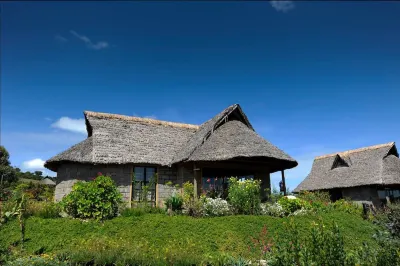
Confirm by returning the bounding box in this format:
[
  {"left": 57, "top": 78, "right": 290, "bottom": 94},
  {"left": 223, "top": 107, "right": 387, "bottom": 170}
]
[{"left": 294, "top": 142, "right": 400, "bottom": 206}]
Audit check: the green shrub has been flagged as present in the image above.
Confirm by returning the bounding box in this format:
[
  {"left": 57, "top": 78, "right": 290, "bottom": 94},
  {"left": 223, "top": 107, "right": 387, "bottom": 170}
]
[
  {"left": 13, "top": 182, "right": 54, "bottom": 201},
  {"left": 297, "top": 190, "right": 331, "bottom": 203},
  {"left": 277, "top": 197, "right": 305, "bottom": 215},
  {"left": 380, "top": 203, "right": 400, "bottom": 238},
  {"left": 26, "top": 201, "right": 61, "bottom": 219},
  {"left": 228, "top": 177, "right": 261, "bottom": 215},
  {"left": 182, "top": 181, "right": 195, "bottom": 205},
  {"left": 252, "top": 219, "right": 374, "bottom": 266},
  {"left": 60, "top": 174, "right": 122, "bottom": 220},
  {"left": 120, "top": 206, "right": 165, "bottom": 217},
  {"left": 332, "top": 199, "right": 362, "bottom": 215},
  {"left": 164, "top": 194, "right": 183, "bottom": 212},
  {"left": 5, "top": 254, "right": 68, "bottom": 266}
]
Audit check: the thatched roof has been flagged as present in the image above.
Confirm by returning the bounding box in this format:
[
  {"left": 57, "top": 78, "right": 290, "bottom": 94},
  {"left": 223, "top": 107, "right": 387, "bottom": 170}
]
[
  {"left": 40, "top": 178, "right": 56, "bottom": 186},
  {"left": 45, "top": 113, "right": 197, "bottom": 171},
  {"left": 188, "top": 120, "right": 297, "bottom": 171},
  {"left": 171, "top": 104, "right": 253, "bottom": 164},
  {"left": 45, "top": 104, "right": 297, "bottom": 172},
  {"left": 294, "top": 142, "right": 400, "bottom": 192}
]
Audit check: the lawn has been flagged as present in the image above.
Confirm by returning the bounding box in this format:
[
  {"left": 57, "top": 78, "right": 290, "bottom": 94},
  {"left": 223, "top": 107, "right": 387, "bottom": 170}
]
[{"left": 0, "top": 211, "right": 379, "bottom": 262}]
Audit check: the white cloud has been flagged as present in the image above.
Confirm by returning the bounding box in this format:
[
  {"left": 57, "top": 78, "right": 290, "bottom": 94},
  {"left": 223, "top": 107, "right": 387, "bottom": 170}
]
[
  {"left": 270, "top": 0, "right": 295, "bottom": 13},
  {"left": 21, "top": 158, "right": 45, "bottom": 170},
  {"left": 70, "top": 30, "right": 109, "bottom": 50},
  {"left": 51, "top": 117, "right": 86, "bottom": 134},
  {"left": 55, "top": 34, "right": 68, "bottom": 43}
]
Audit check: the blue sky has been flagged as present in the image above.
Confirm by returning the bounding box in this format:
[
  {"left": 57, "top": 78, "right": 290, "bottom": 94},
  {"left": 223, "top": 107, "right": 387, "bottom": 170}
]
[{"left": 2, "top": 1, "right": 400, "bottom": 189}]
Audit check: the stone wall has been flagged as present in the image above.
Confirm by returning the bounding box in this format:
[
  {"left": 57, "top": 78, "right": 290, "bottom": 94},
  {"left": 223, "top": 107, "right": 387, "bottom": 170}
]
[
  {"left": 55, "top": 163, "right": 132, "bottom": 202},
  {"left": 156, "top": 164, "right": 194, "bottom": 206},
  {"left": 341, "top": 186, "right": 380, "bottom": 206}
]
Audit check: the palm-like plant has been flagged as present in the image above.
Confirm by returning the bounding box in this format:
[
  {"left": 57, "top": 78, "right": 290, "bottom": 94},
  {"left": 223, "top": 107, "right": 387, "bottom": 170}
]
[{"left": 4, "top": 193, "right": 27, "bottom": 249}]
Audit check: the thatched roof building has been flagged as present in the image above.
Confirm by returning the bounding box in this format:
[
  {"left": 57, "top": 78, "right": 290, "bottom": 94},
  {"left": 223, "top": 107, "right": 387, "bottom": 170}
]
[
  {"left": 45, "top": 104, "right": 297, "bottom": 203},
  {"left": 294, "top": 142, "right": 400, "bottom": 205},
  {"left": 46, "top": 104, "right": 297, "bottom": 171}
]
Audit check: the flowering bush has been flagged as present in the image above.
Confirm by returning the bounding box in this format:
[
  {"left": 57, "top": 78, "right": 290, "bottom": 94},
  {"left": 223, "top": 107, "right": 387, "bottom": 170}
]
[
  {"left": 260, "top": 203, "right": 285, "bottom": 217},
  {"left": 60, "top": 174, "right": 122, "bottom": 220},
  {"left": 228, "top": 177, "right": 261, "bottom": 215},
  {"left": 203, "top": 197, "right": 232, "bottom": 217}
]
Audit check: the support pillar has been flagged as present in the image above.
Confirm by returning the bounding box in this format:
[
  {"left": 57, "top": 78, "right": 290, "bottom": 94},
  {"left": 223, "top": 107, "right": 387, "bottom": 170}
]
[
  {"left": 281, "top": 170, "right": 287, "bottom": 196},
  {"left": 193, "top": 164, "right": 202, "bottom": 197}
]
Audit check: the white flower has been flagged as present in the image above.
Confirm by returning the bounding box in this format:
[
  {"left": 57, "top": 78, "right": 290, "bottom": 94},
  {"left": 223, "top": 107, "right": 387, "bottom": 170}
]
[
  {"left": 203, "top": 197, "right": 232, "bottom": 217},
  {"left": 260, "top": 203, "right": 285, "bottom": 217}
]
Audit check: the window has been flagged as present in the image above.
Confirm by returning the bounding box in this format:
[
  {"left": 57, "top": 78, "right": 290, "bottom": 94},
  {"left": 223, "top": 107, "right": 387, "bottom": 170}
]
[
  {"left": 201, "top": 167, "right": 254, "bottom": 198},
  {"left": 378, "top": 189, "right": 400, "bottom": 201},
  {"left": 132, "top": 167, "right": 157, "bottom": 204}
]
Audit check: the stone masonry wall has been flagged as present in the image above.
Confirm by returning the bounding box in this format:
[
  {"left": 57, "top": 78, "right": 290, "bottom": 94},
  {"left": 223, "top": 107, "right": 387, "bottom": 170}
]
[
  {"left": 55, "top": 163, "right": 132, "bottom": 202},
  {"left": 156, "top": 165, "right": 194, "bottom": 206}
]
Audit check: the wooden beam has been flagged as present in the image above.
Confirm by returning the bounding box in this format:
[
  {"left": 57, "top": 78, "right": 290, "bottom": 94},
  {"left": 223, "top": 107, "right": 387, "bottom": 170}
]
[
  {"left": 193, "top": 163, "right": 202, "bottom": 198},
  {"left": 281, "top": 170, "right": 287, "bottom": 196}
]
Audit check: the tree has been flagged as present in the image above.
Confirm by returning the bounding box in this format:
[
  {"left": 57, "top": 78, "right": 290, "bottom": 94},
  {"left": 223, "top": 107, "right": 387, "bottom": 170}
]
[
  {"left": 0, "top": 165, "right": 17, "bottom": 185},
  {"left": 0, "top": 146, "right": 10, "bottom": 166},
  {"left": 34, "top": 171, "right": 43, "bottom": 177}
]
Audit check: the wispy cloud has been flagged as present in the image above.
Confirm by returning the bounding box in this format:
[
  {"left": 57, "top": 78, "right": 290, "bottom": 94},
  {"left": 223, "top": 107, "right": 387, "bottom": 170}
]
[
  {"left": 55, "top": 34, "right": 68, "bottom": 43},
  {"left": 270, "top": 0, "right": 295, "bottom": 13},
  {"left": 51, "top": 117, "right": 86, "bottom": 134},
  {"left": 21, "top": 158, "right": 46, "bottom": 170},
  {"left": 70, "top": 30, "right": 109, "bottom": 50}
]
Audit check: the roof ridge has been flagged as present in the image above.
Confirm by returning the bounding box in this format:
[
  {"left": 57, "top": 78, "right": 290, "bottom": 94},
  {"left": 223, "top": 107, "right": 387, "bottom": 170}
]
[
  {"left": 84, "top": 111, "right": 200, "bottom": 130},
  {"left": 315, "top": 142, "right": 395, "bottom": 160}
]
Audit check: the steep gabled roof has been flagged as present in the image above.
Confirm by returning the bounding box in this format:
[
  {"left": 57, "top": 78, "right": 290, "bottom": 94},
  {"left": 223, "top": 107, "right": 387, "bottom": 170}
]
[
  {"left": 45, "top": 104, "right": 297, "bottom": 172},
  {"left": 187, "top": 120, "right": 297, "bottom": 171},
  {"left": 294, "top": 142, "right": 400, "bottom": 192},
  {"left": 171, "top": 104, "right": 253, "bottom": 164}
]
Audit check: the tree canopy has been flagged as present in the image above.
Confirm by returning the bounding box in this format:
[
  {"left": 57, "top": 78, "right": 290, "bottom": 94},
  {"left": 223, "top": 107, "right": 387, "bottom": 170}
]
[{"left": 0, "top": 146, "right": 11, "bottom": 166}]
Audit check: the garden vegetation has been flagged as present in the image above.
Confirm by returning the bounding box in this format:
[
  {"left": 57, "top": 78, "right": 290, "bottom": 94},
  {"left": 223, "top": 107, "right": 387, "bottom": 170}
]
[{"left": 1, "top": 168, "right": 400, "bottom": 265}]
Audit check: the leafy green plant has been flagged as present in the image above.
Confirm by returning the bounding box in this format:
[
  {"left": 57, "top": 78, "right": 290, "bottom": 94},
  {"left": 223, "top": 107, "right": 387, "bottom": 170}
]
[
  {"left": 120, "top": 206, "right": 165, "bottom": 217},
  {"left": 60, "top": 174, "right": 122, "bottom": 220},
  {"left": 228, "top": 177, "right": 261, "bottom": 215},
  {"left": 12, "top": 182, "right": 54, "bottom": 201},
  {"left": 181, "top": 182, "right": 205, "bottom": 217},
  {"left": 26, "top": 201, "right": 60, "bottom": 219},
  {"left": 164, "top": 194, "right": 183, "bottom": 212},
  {"left": 3, "top": 193, "right": 27, "bottom": 249},
  {"left": 297, "top": 190, "right": 331, "bottom": 203},
  {"left": 269, "top": 219, "right": 348, "bottom": 266},
  {"left": 332, "top": 199, "right": 362, "bottom": 215},
  {"left": 5, "top": 254, "right": 68, "bottom": 266},
  {"left": 277, "top": 197, "right": 305, "bottom": 215},
  {"left": 377, "top": 203, "right": 400, "bottom": 238}
]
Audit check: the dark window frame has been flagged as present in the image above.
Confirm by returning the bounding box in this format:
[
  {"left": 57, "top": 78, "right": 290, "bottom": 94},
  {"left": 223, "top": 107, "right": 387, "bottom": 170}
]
[{"left": 132, "top": 166, "right": 157, "bottom": 203}]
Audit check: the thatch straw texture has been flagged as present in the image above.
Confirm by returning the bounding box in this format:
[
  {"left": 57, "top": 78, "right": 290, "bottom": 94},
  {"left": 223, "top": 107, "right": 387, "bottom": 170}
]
[
  {"left": 45, "top": 104, "right": 297, "bottom": 172},
  {"left": 294, "top": 142, "right": 400, "bottom": 192},
  {"left": 188, "top": 120, "right": 297, "bottom": 168}
]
